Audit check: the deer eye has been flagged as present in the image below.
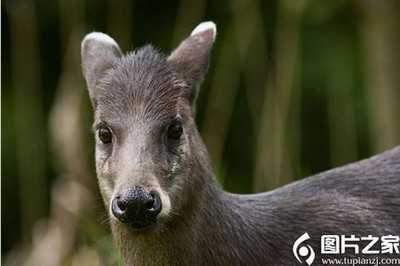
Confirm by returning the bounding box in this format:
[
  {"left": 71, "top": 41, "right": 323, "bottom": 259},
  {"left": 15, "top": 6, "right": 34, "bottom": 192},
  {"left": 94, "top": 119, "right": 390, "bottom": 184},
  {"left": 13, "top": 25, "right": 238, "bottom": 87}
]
[
  {"left": 98, "top": 126, "right": 112, "bottom": 144},
  {"left": 167, "top": 121, "right": 183, "bottom": 140}
]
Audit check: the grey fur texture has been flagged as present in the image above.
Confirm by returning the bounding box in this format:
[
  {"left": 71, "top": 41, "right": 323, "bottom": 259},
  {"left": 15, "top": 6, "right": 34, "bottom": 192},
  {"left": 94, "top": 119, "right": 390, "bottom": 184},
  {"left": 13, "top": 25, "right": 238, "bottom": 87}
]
[{"left": 81, "top": 23, "right": 400, "bottom": 265}]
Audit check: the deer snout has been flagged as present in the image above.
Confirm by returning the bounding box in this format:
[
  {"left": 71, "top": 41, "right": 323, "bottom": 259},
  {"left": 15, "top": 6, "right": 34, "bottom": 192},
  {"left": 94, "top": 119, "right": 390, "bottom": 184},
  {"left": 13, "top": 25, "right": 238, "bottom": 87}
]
[{"left": 111, "top": 186, "right": 162, "bottom": 230}]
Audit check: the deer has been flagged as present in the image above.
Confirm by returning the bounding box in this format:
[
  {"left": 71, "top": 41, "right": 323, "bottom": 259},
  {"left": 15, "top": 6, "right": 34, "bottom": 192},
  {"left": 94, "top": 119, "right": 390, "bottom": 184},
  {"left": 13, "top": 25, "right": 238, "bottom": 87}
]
[{"left": 81, "top": 21, "right": 400, "bottom": 265}]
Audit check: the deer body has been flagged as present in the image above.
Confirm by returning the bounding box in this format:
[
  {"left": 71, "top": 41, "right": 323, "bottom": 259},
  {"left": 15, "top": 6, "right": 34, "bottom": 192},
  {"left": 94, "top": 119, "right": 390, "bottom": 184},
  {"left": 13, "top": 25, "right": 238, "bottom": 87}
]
[
  {"left": 116, "top": 147, "right": 400, "bottom": 265},
  {"left": 81, "top": 22, "right": 400, "bottom": 265}
]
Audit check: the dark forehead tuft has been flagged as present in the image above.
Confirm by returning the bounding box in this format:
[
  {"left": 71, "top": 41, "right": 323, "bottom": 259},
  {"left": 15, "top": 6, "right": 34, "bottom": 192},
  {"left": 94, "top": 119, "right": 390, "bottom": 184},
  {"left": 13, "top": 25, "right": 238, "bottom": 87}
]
[
  {"left": 118, "top": 45, "right": 169, "bottom": 79},
  {"left": 96, "top": 45, "right": 184, "bottom": 123}
]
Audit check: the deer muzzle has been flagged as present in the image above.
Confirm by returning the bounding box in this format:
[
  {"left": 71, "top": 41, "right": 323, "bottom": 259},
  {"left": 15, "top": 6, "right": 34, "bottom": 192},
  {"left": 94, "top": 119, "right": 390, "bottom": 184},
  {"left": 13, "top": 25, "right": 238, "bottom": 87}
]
[{"left": 111, "top": 186, "right": 162, "bottom": 230}]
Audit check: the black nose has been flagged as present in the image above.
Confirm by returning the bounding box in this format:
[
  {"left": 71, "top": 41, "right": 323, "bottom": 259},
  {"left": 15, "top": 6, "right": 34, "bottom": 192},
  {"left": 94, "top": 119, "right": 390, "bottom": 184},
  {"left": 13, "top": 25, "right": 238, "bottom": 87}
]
[{"left": 111, "top": 186, "right": 162, "bottom": 230}]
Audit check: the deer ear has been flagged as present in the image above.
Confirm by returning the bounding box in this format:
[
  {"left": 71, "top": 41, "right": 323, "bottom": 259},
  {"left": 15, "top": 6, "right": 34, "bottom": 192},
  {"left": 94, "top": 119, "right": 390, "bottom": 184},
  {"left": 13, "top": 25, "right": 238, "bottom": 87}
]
[
  {"left": 81, "top": 32, "right": 122, "bottom": 106},
  {"left": 168, "top": 21, "right": 216, "bottom": 105}
]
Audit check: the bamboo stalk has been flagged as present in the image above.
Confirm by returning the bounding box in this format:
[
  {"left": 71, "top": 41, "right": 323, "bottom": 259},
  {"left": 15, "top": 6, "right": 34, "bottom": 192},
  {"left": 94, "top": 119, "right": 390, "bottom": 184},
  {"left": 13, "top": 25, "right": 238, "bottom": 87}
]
[
  {"left": 253, "top": 0, "right": 307, "bottom": 191},
  {"left": 356, "top": 0, "right": 400, "bottom": 153},
  {"left": 172, "top": 0, "right": 207, "bottom": 46},
  {"left": 107, "top": 0, "right": 133, "bottom": 51},
  {"left": 326, "top": 38, "right": 358, "bottom": 166},
  {"left": 201, "top": 25, "right": 241, "bottom": 174},
  {"left": 14, "top": 0, "right": 98, "bottom": 263},
  {"left": 202, "top": 0, "right": 268, "bottom": 179},
  {"left": 230, "top": 0, "right": 268, "bottom": 140},
  {"left": 8, "top": 0, "right": 47, "bottom": 244}
]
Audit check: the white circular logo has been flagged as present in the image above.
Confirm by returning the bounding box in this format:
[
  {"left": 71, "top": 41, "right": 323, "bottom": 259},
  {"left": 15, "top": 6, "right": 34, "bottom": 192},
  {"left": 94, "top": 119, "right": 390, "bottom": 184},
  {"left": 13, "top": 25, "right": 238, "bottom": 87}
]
[{"left": 293, "top": 232, "right": 315, "bottom": 265}]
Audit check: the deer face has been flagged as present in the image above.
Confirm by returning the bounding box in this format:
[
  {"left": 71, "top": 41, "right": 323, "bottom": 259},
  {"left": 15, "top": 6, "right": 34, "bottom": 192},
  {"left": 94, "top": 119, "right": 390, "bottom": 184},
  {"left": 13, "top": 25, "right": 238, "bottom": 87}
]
[{"left": 81, "top": 22, "right": 216, "bottom": 231}]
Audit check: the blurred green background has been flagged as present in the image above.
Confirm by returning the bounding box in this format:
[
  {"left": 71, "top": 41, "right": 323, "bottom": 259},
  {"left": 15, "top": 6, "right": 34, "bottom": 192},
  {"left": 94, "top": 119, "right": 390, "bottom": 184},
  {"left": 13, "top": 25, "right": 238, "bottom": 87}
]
[{"left": 2, "top": 0, "right": 400, "bottom": 265}]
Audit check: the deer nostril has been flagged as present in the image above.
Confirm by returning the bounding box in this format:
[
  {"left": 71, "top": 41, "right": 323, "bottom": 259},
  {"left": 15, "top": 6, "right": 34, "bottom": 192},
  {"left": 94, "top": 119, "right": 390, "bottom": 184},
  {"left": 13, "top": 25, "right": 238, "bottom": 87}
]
[
  {"left": 146, "top": 196, "right": 155, "bottom": 209},
  {"left": 148, "top": 193, "right": 161, "bottom": 213},
  {"left": 111, "top": 196, "right": 126, "bottom": 221},
  {"left": 116, "top": 196, "right": 127, "bottom": 211}
]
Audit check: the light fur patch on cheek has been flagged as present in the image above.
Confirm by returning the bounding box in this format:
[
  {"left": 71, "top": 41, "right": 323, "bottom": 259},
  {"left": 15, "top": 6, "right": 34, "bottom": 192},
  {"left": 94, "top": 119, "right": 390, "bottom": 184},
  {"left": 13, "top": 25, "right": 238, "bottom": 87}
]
[
  {"left": 95, "top": 153, "right": 115, "bottom": 215},
  {"left": 158, "top": 191, "right": 171, "bottom": 219},
  {"left": 100, "top": 160, "right": 109, "bottom": 173},
  {"left": 96, "top": 150, "right": 110, "bottom": 172},
  {"left": 174, "top": 140, "right": 189, "bottom": 172}
]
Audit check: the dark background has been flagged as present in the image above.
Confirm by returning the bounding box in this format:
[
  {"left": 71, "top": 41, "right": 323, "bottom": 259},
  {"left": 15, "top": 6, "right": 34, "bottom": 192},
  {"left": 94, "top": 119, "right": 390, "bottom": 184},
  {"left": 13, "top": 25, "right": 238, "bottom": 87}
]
[{"left": 2, "top": 0, "right": 400, "bottom": 264}]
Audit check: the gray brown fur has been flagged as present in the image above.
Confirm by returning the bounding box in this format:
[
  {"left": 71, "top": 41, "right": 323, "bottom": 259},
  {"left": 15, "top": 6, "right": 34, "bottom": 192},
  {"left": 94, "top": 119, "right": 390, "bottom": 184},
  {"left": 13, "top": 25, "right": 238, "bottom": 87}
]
[{"left": 81, "top": 24, "right": 400, "bottom": 265}]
